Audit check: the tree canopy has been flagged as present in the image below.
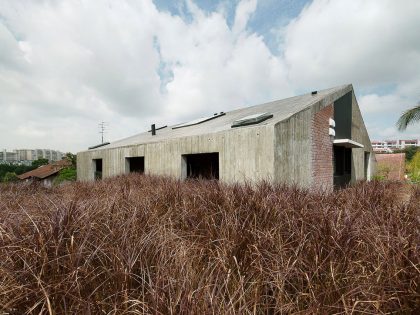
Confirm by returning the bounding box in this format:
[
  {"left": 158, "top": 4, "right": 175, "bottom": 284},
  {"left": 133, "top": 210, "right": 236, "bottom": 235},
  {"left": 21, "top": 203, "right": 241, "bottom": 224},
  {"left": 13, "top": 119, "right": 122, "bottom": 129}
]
[
  {"left": 31, "top": 158, "right": 49, "bottom": 168},
  {"left": 396, "top": 104, "right": 420, "bottom": 131}
]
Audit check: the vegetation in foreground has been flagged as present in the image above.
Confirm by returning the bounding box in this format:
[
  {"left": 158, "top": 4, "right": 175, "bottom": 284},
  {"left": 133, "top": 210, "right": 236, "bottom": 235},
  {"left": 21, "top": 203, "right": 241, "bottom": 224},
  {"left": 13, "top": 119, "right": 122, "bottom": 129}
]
[{"left": 0, "top": 175, "right": 419, "bottom": 314}]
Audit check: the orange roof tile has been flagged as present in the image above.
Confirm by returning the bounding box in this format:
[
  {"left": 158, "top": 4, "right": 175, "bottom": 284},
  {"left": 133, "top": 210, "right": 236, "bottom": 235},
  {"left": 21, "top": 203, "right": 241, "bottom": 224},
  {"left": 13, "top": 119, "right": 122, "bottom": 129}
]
[{"left": 18, "top": 159, "right": 72, "bottom": 180}]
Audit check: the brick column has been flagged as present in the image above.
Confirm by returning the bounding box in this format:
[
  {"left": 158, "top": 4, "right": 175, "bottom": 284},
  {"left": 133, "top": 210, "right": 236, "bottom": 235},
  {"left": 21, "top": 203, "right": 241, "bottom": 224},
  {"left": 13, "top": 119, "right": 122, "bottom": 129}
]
[{"left": 311, "top": 105, "right": 334, "bottom": 191}]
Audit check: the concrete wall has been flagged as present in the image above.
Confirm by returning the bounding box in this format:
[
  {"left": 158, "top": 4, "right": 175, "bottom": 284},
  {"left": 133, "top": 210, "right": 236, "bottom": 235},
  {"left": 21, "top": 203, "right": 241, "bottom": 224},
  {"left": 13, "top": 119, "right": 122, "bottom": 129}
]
[
  {"left": 273, "top": 108, "right": 312, "bottom": 188},
  {"left": 78, "top": 86, "right": 375, "bottom": 188},
  {"left": 77, "top": 125, "right": 275, "bottom": 184},
  {"left": 350, "top": 91, "right": 376, "bottom": 182},
  {"left": 272, "top": 89, "right": 374, "bottom": 191}
]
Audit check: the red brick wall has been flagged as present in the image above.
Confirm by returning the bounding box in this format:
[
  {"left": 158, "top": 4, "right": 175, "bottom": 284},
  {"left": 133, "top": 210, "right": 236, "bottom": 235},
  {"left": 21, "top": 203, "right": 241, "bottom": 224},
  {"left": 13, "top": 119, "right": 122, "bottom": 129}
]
[
  {"left": 376, "top": 153, "right": 405, "bottom": 180},
  {"left": 311, "top": 105, "right": 334, "bottom": 191}
]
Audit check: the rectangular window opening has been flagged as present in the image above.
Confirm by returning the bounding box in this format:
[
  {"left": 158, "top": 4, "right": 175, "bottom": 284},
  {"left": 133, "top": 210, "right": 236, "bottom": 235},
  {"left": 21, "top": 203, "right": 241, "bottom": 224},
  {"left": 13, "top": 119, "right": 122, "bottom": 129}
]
[
  {"left": 126, "top": 156, "right": 145, "bottom": 173},
  {"left": 333, "top": 146, "right": 352, "bottom": 188},
  {"left": 364, "top": 152, "right": 370, "bottom": 180},
  {"left": 182, "top": 153, "right": 219, "bottom": 180},
  {"left": 93, "top": 158, "right": 103, "bottom": 180}
]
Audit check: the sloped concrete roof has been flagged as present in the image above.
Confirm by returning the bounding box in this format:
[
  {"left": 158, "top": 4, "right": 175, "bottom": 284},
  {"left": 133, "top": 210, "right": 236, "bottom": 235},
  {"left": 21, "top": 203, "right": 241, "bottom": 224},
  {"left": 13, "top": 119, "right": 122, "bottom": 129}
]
[{"left": 91, "top": 84, "right": 352, "bottom": 150}]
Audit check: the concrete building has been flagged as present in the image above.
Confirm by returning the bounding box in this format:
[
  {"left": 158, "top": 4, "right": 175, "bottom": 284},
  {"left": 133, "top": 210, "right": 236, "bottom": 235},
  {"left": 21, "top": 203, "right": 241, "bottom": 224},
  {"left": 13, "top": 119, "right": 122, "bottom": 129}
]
[
  {"left": 0, "top": 150, "right": 18, "bottom": 163},
  {"left": 0, "top": 149, "right": 65, "bottom": 165},
  {"left": 372, "top": 139, "right": 419, "bottom": 153},
  {"left": 77, "top": 84, "right": 375, "bottom": 190},
  {"left": 18, "top": 159, "right": 72, "bottom": 188}
]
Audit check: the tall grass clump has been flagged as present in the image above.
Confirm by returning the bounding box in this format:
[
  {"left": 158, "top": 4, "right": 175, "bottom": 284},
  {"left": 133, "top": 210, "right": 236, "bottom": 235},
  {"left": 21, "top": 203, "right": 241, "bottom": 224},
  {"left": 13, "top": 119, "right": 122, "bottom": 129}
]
[{"left": 0, "top": 175, "right": 419, "bottom": 314}]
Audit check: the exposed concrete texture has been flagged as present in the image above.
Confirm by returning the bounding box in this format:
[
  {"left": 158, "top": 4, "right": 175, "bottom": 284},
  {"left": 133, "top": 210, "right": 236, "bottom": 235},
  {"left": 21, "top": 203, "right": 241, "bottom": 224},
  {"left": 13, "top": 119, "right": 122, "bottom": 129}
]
[
  {"left": 96, "top": 85, "right": 351, "bottom": 149},
  {"left": 350, "top": 91, "right": 376, "bottom": 182},
  {"left": 77, "top": 84, "right": 374, "bottom": 189},
  {"left": 78, "top": 125, "right": 274, "bottom": 184},
  {"left": 274, "top": 108, "right": 312, "bottom": 188}
]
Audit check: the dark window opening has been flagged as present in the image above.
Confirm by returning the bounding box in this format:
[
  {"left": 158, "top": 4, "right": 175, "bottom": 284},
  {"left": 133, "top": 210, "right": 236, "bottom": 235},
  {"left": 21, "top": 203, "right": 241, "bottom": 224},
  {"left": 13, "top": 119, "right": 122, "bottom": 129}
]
[
  {"left": 334, "top": 146, "right": 352, "bottom": 176},
  {"left": 364, "top": 152, "right": 370, "bottom": 180},
  {"left": 126, "top": 157, "right": 144, "bottom": 173},
  {"left": 93, "top": 159, "right": 102, "bottom": 180},
  {"left": 183, "top": 153, "right": 219, "bottom": 180},
  {"left": 333, "top": 92, "right": 352, "bottom": 139},
  {"left": 333, "top": 146, "right": 352, "bottom": 188}
]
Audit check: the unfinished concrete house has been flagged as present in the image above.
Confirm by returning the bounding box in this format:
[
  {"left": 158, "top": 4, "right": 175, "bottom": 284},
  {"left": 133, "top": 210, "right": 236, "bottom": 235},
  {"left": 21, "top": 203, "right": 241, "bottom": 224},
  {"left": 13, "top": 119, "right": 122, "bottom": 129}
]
[{"left": 77, "top": 84, "right": 375, "bottom": 190}]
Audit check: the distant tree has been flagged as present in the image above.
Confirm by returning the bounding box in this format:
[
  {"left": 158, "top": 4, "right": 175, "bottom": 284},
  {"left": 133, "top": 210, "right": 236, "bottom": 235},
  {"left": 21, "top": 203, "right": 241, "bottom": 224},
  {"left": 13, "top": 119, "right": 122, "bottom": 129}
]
[
  {"left": 65, "top": 152, "right": 77, "bottom": 167},
  {"left": 0, "top": 164, "right": 35, "bottom": 179},
  {"left": 3, "top": 172, "right": 18, "bottom": 182},
  {"left": 407, "top": 151, "right": 420, "bottom": 183},
  {"left": 394, "top": 146, "right": 420, "bottom": 162},
  {"left": 32, "top": 158, "right": 49, "bottom": 168},
  {"left": 396, "top": 103, "right": 420, "bottom": 131},
  {"left": 0, "top": 164, "right": 15, "bottom": 180},
  {"left": 54, "top": 167, "right": 77, "bottom": 185}
]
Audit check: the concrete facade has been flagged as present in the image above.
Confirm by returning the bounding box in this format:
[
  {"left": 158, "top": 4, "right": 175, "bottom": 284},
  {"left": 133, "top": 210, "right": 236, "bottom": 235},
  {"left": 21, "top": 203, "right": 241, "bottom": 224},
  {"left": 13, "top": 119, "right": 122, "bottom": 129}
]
[
  {"left": 0, "top": 149, "right": 64, "bottom": 165},
  {"left": 372, "top": 139, "right": 419, "bottom": 153},
  {"left": 77, "top": 84, "right": 375, "bottom": 190}
]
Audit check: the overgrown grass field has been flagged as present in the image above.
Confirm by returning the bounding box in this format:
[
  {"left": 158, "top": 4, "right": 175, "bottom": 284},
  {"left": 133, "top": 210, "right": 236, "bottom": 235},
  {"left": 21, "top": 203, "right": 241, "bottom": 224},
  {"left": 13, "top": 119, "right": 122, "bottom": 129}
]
[{"left": 0, "top": 175, "right": 419, "bottom": 314}]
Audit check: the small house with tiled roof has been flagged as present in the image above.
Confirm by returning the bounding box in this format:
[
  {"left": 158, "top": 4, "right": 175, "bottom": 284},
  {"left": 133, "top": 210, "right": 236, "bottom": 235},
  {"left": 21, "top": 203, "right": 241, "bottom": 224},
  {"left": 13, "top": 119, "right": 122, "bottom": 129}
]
[{"left": 18, "top": 159, "right": 72, "bottom": 187}]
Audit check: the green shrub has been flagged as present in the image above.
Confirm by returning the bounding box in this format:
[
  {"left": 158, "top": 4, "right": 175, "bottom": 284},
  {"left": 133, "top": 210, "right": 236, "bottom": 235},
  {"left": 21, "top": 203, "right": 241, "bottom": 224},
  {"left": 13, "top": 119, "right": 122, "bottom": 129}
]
[
  {"left": 31, "top": 158, "right": 49, "bottom": 168},
  {"left": 3, "top": 172, "right": 18, "bottom": 182},
  {"left": 373, "top": 164, "right": 391, "bottom": 180},
  {"left": 54, "top": 167, "right": 77, "bottom": 184},
  {"left": 407, "top": 151, "right": 420, "bottom": 183}
]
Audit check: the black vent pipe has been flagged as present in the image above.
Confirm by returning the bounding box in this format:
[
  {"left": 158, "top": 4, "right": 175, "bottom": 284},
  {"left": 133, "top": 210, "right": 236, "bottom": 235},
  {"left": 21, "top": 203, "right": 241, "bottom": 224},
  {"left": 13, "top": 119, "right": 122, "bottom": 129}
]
[{"left": 151, "top": 124, "right": 156, "bottom": 135}]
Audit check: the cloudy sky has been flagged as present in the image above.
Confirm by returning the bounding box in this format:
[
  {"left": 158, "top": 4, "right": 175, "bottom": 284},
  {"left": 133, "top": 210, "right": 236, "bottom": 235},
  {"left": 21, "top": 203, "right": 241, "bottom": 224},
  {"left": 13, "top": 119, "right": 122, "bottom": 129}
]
[{"left": 1, "top": 0, "right": 419, "bottom": 153}]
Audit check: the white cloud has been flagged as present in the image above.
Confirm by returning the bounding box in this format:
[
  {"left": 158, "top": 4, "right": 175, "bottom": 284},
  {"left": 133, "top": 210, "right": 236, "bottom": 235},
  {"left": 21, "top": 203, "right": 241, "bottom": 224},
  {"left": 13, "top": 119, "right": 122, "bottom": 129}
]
[
  {"left": 156, "top": 2, "right": 291, "bottom": 122},
  {"left": 232, "top": 0, "right": 258, "bottom": 35},
  {"left": 0, "top": 0, "right": 419, "bottom": 153},
  {"left": 359, "top": 94, "right": 408, "bottom": 115},
  {"left": 0, "top": 0, "right": 294, "bottom": 152},
  {"left": 281, "top": 0, "right": 420, "bottom": 140},
  {"left": 358, "top": 87, "right": 420, "bottom": 140},
  {"left": 283, "top": 0, "right": 420, "bottom": 89}
]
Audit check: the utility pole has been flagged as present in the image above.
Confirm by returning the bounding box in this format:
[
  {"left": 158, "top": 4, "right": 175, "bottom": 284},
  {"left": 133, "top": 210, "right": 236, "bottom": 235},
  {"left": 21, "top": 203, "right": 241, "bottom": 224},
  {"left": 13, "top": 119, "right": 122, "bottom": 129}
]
[{"left": 98, "top": 121, "right": 109, "bottom": 144}]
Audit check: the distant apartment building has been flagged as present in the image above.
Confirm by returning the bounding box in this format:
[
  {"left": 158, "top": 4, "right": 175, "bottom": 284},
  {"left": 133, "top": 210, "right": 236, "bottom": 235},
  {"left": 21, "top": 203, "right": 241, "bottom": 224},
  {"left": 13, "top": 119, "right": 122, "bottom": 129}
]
[
  {"left": 0, "top": 150, "right": 18, "bottom": 163},
  {"left": 0, "top": 149, "right": 65, "bottom": 164},
  {"left": 372, "top": 139, "right": 419, "bottom": 153}
]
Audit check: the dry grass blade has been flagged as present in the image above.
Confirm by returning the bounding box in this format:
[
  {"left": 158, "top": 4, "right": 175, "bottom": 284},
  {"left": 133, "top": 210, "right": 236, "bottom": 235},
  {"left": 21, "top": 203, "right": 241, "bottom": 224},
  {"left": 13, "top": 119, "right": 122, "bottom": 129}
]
[{"left": 0, "top": 175, "right": 419, "bottom": 314}]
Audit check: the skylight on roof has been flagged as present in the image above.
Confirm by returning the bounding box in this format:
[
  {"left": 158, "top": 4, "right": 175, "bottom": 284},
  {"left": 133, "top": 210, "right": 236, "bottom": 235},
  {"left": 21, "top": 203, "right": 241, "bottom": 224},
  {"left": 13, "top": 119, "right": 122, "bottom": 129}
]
[
  {"left": 172, "top": 112, "right": 225, "bottom": 129},
  {"left": 231, "top": 112, "right": 273, "bottom": 128}
]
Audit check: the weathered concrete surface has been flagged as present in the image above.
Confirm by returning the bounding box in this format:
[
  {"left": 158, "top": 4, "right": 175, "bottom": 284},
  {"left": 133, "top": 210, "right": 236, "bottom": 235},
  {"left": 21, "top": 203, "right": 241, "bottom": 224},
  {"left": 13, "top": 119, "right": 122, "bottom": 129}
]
[
  {"left": 78, "top": 125, "right": 275, "bottom": 184},
  {"left": 350, "top": 90, "right": 376, "bottom": 182},
  {"left": 77, "top": 84, "right": 375, "bottom": 188},
  {"left": 274, "top": 108, "right": 312, "bottom": 188}
]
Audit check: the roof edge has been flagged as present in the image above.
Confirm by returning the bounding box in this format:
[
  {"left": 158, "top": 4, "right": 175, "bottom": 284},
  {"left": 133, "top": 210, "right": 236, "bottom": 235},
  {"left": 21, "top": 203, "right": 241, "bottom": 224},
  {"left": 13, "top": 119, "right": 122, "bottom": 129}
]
[{"left": 274, "top": 84, "right": 353, "bottom": 126}]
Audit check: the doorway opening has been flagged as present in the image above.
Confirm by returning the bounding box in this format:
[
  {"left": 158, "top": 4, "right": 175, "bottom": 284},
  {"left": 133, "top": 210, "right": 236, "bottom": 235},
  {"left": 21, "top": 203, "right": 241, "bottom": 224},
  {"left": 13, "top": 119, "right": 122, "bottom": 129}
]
[
  {"left": 182, "top": 153, "right": 219, "bottom": 180},
  {"left": 93, "top": 159, "right": 103, "bottom": 180},
  {"left": 126, "top": 156, "right": 144, "bottom": 173},
  {"left": 333, "top": 146, "right": 351, "bottom": 187},
  {"left": 364, "top": 152, "right": 370, "bottom": 180}
]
